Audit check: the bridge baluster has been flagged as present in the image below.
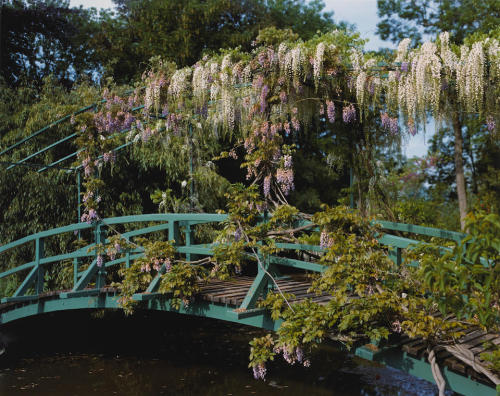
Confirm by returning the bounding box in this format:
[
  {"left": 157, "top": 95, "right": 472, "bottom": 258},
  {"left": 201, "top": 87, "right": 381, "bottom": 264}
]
[
  {"left": 125, "top": 251, "right": 131, "bottom": 269},
  {"left": 35, "top": 238, "right": 44, "bottom": 295},
  {"left": 184, "top": 222, "right": 191, "bottom": 262},
  {"left": 168, "top": 220, "right": 180, "bottom": 245},
  {"left": 95, "top": 223, "right": 107, "bottom": 290}
]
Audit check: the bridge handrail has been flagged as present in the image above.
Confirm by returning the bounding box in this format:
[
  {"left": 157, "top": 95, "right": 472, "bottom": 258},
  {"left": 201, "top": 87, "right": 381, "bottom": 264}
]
[
  {"left": 375, "top": 220, "right": 466, "bottom": 242},
  {"left": 0, "top": 213, "right": 230, "bottom": 256},
  {"left": 0, "top": 214, "right": 478, "bottom": 289}
]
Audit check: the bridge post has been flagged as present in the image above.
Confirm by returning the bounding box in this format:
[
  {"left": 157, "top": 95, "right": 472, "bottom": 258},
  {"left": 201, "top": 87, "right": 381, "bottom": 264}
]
[
  {"left": 185, "top": 223, "right": 191, "bottom": 261},
  {"left": 73, "top": 257, "right": 79, "bottom": 287},
  {"left": 388, "top": 246, "right": 402, "bottom": 266},
  {"left": 35, "top": 238, "right": 44, "bottom": 295},
  {"left": 168, "top": 220, "right": 180, "bottom": 244},
  {"left": 95, "top": 223, "right": 107, "bottom": 290},
  {"left": 125, "top": 251, "right": 131, "bottom": 269}
]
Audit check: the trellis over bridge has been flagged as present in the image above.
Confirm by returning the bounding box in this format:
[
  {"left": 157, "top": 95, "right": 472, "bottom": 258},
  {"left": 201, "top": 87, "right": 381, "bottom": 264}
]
[{"left": 0, "top": 214, "right": 497, "bottom": 396}]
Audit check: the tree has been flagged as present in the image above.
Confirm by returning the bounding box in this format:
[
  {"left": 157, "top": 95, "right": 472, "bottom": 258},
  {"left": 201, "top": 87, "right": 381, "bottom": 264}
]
[
  {"left": 376, "top": 1, "right": 500, "bottom": 229},
  {"left": 0, "top": 0, "right": 100, "bottom": 87},
  {"left": 92, "top": 0, "right": 339, "bottom": 83},
  {"left": 376, "top": 0, "right": 500, "bottom": 45}
]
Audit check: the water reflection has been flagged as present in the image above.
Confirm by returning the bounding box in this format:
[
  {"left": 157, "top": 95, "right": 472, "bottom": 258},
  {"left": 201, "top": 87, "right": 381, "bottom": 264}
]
[{"left": 0, "top": 310, "right": 447, "bottom": 395}]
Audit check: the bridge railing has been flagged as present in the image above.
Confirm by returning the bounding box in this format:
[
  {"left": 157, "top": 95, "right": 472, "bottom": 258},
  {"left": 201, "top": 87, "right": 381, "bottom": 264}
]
[
  {"left": 0, "top": 214, "right": 228, "bottom": 302},
  {"left": 0, "top": 214, "right": 469, "bottom": 312}
]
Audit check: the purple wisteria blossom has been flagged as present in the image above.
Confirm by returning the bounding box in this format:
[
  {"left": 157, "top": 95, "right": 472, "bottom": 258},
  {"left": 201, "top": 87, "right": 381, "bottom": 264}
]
[
  {"left": 486, "top": 116, "right": 496, "bottom": 133},
  {"left": 260, "top": 85, "right": 269, "bottom": 113},
  {"left": 283, "top": 122, "right": 291, "bottom": 136},
  {"left": 279, "top": 91, "right": 287, "bottom": 104},
  {"left": 342, "top": 104, "right": 356, "bottom": 123},
  {"left": 326, "top": 100, "right": 335, "bottom": 123},
  {"left": 407, "top": 120, "right": 417, "bottom": 136},
  {"left": 263, "top": 175, "right": 271, "bottom": 197},
  {"left": 283, "top": 155, "right": 292, "bottom": 169},
  {"left": 276, "top": 168, "right": 294, "bottom": 196},
  {"left": 320, "top": 230, "right": 332, "bottom": 249},
  {"left": 234, "top": 227, "right": 242, "bottom": 242},
  {"left": 253, "top": 364, "right": 267, "bottom": 380},
  {"left": 253, "top": 74, "right": 264, "bottom": 90}
]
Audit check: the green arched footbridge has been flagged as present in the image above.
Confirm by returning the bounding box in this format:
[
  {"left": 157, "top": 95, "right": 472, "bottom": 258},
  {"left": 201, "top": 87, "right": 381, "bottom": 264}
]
[{"left": 0, "top": 214, "right": 497, "bottom": 396}]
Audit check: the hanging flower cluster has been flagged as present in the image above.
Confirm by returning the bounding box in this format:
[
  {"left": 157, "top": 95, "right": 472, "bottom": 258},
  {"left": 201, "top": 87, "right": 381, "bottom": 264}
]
[
  {"left": 123, "top": 31, "right": 371, "bottom": 205},
  {"left": 75, "top": 88, "right": 138, "bottom": 223},
  {"left": 384, "top": 32, "right": 500, "bottom": 134},
  {"left": 74, "top": 30, "right": 499, "bottom": 220}
]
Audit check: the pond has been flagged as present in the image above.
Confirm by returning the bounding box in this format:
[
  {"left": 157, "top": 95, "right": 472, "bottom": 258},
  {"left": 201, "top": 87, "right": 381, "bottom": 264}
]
[{"left": 0, "top": 310, "right": 450, "bottom": 395}]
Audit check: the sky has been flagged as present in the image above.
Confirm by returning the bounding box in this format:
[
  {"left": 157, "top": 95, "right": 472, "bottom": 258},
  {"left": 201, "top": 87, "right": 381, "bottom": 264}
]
[{"left": 70, "top": 0, "right": 430, "bottom": 157}]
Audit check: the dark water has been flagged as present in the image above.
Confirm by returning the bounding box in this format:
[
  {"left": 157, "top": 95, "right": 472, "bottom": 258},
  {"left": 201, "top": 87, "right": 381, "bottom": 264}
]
[{"left": 0, "top": 310, "right": 445, "bottom": 395}]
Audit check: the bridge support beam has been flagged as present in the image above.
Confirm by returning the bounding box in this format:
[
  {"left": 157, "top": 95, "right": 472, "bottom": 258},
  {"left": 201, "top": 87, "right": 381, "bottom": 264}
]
[{"left": 355, "top": 344, "right": 497, "bottom": 396}]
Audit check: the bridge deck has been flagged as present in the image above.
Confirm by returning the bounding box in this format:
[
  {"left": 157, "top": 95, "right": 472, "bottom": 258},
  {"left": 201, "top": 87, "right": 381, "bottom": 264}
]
[
  {"left": 398, "top": 329, "right": 500, "bottom": 386},
  {"left": 196, "top": 275, "right": 330, "bottom": 306}
]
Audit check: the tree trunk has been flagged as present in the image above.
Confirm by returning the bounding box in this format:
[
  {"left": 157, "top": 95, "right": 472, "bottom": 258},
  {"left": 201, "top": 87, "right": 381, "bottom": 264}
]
[{"left": 451, "top": 112, "right": 467, "bottom": 230}]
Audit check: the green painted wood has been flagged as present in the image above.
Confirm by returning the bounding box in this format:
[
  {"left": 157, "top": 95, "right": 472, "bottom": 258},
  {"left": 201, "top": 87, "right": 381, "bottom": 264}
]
[
  {"left": 102, "top": 213, "right": 228, "bottom": 225},
  {"left": 378, "top": 233, "right": 420, "bottom": 249},
  {"left": 95, "top": 224, "right": 107, "bottom": 289},
  {"left": 71, "top": 257, "right": 99, "bottom": 292},
  {"left": 0, "top": 261, "right": 36, "bottom": 279},
  {"left": 0, "top": 104, "right": 96, "bottom": 157},
  {"left": 269, "top": 255, "right": 325, "bottom": 273},
  {"left": 376, "top": 220, "right": 466, "bottom": 242},
  {"left": 132, "top": 292, "right": 164, "bottom": 301},
  {"left": 0, "top": 223, "right": 92, "bottom": 255},
  {"left": 388, "top": 246, "right": 402, "bottom": 266},
  {"left": 239, "top": 270, "right": 268, "bottom": 310},
  {"left": 0, "top": 214, "right": 227, "bottom": 259},
  {"left": 356, "top": 345, "right": 497, "bottom": 396},
  {"left": 184, "top": 223, "right": 192, "bottom": 261},
  {"left": 73, "top": 257, "right": 79, "bottom": 287},
  {"left": 176, "top": 245, "right": 213, "bottom": 255},
  {"left": 11, "top": 266, "right": 37, "bottom": 297},
  {"left": 229, "top": 307, "right": 267, "bottom": 319},
  {"left": 0, "top": 294, "right": 121, "bottom": 324},
  {"left": 35, "top": 238, "right": 44, "bottom": 294},
  {"left": 168, "top": 221, "right": 180, "bottom": 244},
  {"left": 1, "top": 295, "right": 41, "bottom": 303},
  {"left": 104, "top": 253, "right": 144, "bottom": 268},
  {"left": 77, "top": 171, "right": 81, "bottom": 230},
  {"left": 6, "top": 133, "right": 78, "bottom": 170},
  {"left": 60, "top": 289, "right": 101, "bottom": 298},
  {"left": 37, "top": 149, "right": 83, "bottom": 173},
  {"left": 111, "top": 222, "right": 170, "bottom": 240},
  {"left": 145, "top": 296, "right": 279, "bottom": 331},
  {"left": 275, "top": 242, "right": 324, "bottom": 252}
]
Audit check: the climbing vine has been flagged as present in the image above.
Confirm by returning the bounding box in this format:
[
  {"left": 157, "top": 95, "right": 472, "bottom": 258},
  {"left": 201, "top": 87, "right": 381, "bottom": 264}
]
[{"left": 65, "top": 28, "right": 500, "bottom": 394}]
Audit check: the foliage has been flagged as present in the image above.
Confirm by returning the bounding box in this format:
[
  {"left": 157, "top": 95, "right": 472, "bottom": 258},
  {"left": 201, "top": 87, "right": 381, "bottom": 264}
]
[
  {"left": 112, "top": 238, "right": 176, "bottom": 314},
  {"left": 93, "top": 0, "right": 338, "bottom": 82},
  {"left": 1, "top": 4, "right": 500, "bottom": 391},
  {"left": 158, "top": 262, "right": 202, "bottom": 310},
  {"left": 248, "top": 205, "right": 500, "bottom": 387},
  {"left": 1, "top": 0, "right": 99, "bottom": 86},
  {"left": 376, "top": 0, "right": 500, "bottom": 45},
  {"left": 482, "top": 345, "right": 500, "bottom": 374}
]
